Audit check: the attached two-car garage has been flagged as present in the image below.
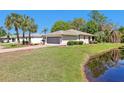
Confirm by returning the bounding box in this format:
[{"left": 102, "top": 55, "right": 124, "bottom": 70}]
[
  {"left": 46, "top": 35, "right": 78, "bottom": 45},
  {"left": 47, "top": 37, "right": 61, "bottom": 44}
]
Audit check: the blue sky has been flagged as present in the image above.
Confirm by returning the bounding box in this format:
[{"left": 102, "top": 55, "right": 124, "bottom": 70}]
[{"left": 0, "top": 10, "right": 124, "bottom": 34}]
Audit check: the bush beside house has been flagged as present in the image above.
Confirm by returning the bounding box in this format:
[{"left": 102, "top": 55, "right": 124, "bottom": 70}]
[{"left": 67, "top": 41, "right": 83, "bottom": 45}]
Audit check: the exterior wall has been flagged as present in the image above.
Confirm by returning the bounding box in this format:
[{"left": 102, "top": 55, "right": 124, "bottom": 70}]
[
  {"left": 90, "top": 36, "right": 92, "bottom": 41},
  {"left": 14, "top": 37, "right": 43, "bottom": 44},
  {"left": 80, "top": 35, "right": 90, "bottom": 44},
  {"left": 31, "top": 38, "right": 43, "bottom": 44},
  {"left": 61, "top": 35, "right": 92, "bottom": 45},
  {"left": 14, "top": 38, "right": 25, "bottom": 43},
  {"left": 61, "top": 35, "right": 79, "bottom": 45},
  {"left": 9, "top": 39, "right": 16, "bottom": 43}
]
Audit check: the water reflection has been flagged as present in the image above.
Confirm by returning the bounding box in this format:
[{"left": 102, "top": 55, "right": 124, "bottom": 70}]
[{"left": 84, "top": 49, "right": 124, "bottom": 82}]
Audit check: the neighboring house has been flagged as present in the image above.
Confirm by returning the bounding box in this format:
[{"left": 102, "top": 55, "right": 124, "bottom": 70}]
[
  {"left": 0, "top": 35, "right": 15, "bottom": 43},
  {"left": 0, "top": 34, "right": 43, "bottom": 44},
  {"left": 45, "top": 29, "right": 94, "bottom": 45},
  {"left": 18, "top": 34, "right": 43, "bottom": 44}
]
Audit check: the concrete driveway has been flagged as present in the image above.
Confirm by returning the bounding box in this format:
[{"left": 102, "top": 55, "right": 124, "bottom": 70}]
[{"left": 0, "top": 44, "right": 60, "bottom": 54}]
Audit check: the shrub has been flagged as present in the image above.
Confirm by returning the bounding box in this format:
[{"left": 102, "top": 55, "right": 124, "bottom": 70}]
[
  {"left": 67, "top": 41, "right": 83, "bottom": 46},
  {"left": 72, "top": 41, "right": 77, "bottom": 45},
  {"left": 89, "top": 41, "right": 97, "bottom": 44},
  {"left": 67, "top": 41, "right": 74, "bottom": 45},
  {"left": 78, "top": 41, "right": 83, "bottom": 45}
]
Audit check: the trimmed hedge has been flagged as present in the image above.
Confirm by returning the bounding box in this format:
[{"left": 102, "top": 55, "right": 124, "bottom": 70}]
[{"left": 67, "top": 41, "right": 83, "bottom": 45}]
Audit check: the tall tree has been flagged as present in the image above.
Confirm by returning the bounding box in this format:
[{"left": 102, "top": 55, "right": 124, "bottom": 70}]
[
  {"left": 94, "top": 29, "right": 112, "bottom": 43},
  {"left": 109, "top": 31, "right": 121, "bottom": 43},
  {"left": 86, "top": 21, "right": 99, "bottom": 34},
  {"left": 5, "top": 13, "right": 23, "bottom": 44},
  {"left": 0, "top": 26, "right": 7, "bottom": 37},
  {"left": 89, "top": 10, "right": 107, "bottom": 31},
  {"left": 5, "top": 15, "right": 12, "bottom": 43},
  {"left": 51, "top": 20, "right": 70, "bottom": 32},
  {"left": 94, "top": 31, "right": 105, "bottom": 43},
  {"left": 119, "top": 26, "right": 124, "bottom": 34},
  {"left": 42, "top": 27, "right": 48, "bottom": 44},
  {"left": 42, "top": 27, "right": 48, "bottom": 35},
  {"left": 21, "top": 15, "right": 30, "bottom": 45},
  {"left": 28, "top": 18, "right": 38, "bottom": 44},
  {"left": 89, "top": 10, "right": 107, "bottom": 24},
  {"left": 118, "top": 26, "right": 124, "bottom": 42},
  {"left": 70, "top": 18, "right": 86, "bottom": 30},
  {"left": 100, "top": 22, "right": 116, "bottom": 31}
]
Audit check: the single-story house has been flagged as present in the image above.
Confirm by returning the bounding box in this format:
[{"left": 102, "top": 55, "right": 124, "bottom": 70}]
[
  {"left": 44, "top": 29, "right": 94, "bottom": 45},
  {"left": 0, "top": 35, "right": 15, "bottom": 43},
  {"left": 0, "top": 34, "right": 43, "bottom": 44},
  {"left": 18, "top": 34, "right": 43, "bottom": 44}
]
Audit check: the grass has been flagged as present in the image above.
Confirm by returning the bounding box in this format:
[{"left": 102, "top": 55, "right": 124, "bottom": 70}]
[
  {"left": 0, "top": 43, "right": 26, "bottom": 48},
  {"left": 0, "top": 43, "right": 122, "bottom": 81}
]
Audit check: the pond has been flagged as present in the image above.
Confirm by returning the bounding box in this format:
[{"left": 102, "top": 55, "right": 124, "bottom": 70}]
[{"left": 84, "top": 48, "right": 124, "bottom": 82}]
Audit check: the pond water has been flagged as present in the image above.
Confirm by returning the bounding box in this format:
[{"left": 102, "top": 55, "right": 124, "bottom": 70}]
[{"left": 84, "top": 48, "right": 124, "bottom": 82}]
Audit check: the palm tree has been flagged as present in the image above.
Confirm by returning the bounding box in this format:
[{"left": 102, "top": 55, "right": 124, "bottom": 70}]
[
  {"left": 42, "top": 27, "right": 48, "bottom": 35},
  {"left": 11, "top": 13, "right": 23, "bottom": 44},
  {"left": 28, "top": 18, "right": 38, "bottom": 44},
  {"left": 5, "top": 15, "right": 12, "bottom": 43},
  {"left": 5, "top": 13, "right": 23, "bottom": 44},
  {"left": 0, "top": 26, "right": 7, "bottom": 37},
  {"left": 109, "top": 31, "right": 121, "bottom": 43},
  {"left": 42, "top": 27, "right": 48, "bottom": 44},
  {"left": 21, "top": 15, "right": 30, "bottom": 45}
]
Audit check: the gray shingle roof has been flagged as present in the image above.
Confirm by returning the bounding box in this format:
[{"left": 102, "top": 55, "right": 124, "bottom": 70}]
[{"left": 46, "top": 29, "right": 93, "bottom": 37}]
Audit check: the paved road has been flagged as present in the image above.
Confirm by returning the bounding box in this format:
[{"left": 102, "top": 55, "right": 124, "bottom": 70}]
[{"left": 0, "top": 44, "right": 59, "bottom": 54}]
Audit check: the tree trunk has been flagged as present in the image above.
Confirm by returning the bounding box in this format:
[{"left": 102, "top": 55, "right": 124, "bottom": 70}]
[
  {"left": 29, "top": 31, "right": 31, "bottom": 44},
  {"left": 15, "top": 27, "right": 20, "bottom": 44},
  {"left": 7, "top": 31, "right": 9, "bottom": 43},
  {"left": 22, "top": 31, "right": 25, "bottom": 45}
]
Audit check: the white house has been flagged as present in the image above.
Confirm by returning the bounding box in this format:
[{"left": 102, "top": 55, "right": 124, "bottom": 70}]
[
  {"left": 0, "top": 34, "right": 43, "bottom": 44},
  {"left": 45, "top": 29, "right": 94, "bottom": 45},
  {"left": 16, "top": 34, "right": 43, "bottom": 44}
]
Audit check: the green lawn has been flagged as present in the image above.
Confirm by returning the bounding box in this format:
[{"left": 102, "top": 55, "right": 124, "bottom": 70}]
[
  {"left": 0, "top": 43, "right": 123, "bottom": 81},
  {"left": 0, "top": 43, "right": 26, "bottom": 48}
]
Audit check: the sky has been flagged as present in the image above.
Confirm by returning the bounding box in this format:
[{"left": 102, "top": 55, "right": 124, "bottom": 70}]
[{"left": 0, "top": 10, "right": 124, "bottom": 34}]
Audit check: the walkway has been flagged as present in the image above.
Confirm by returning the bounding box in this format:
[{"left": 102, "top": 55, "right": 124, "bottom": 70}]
[{"left": 0, "top": 44, "right": 59, "bottom": 54}]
